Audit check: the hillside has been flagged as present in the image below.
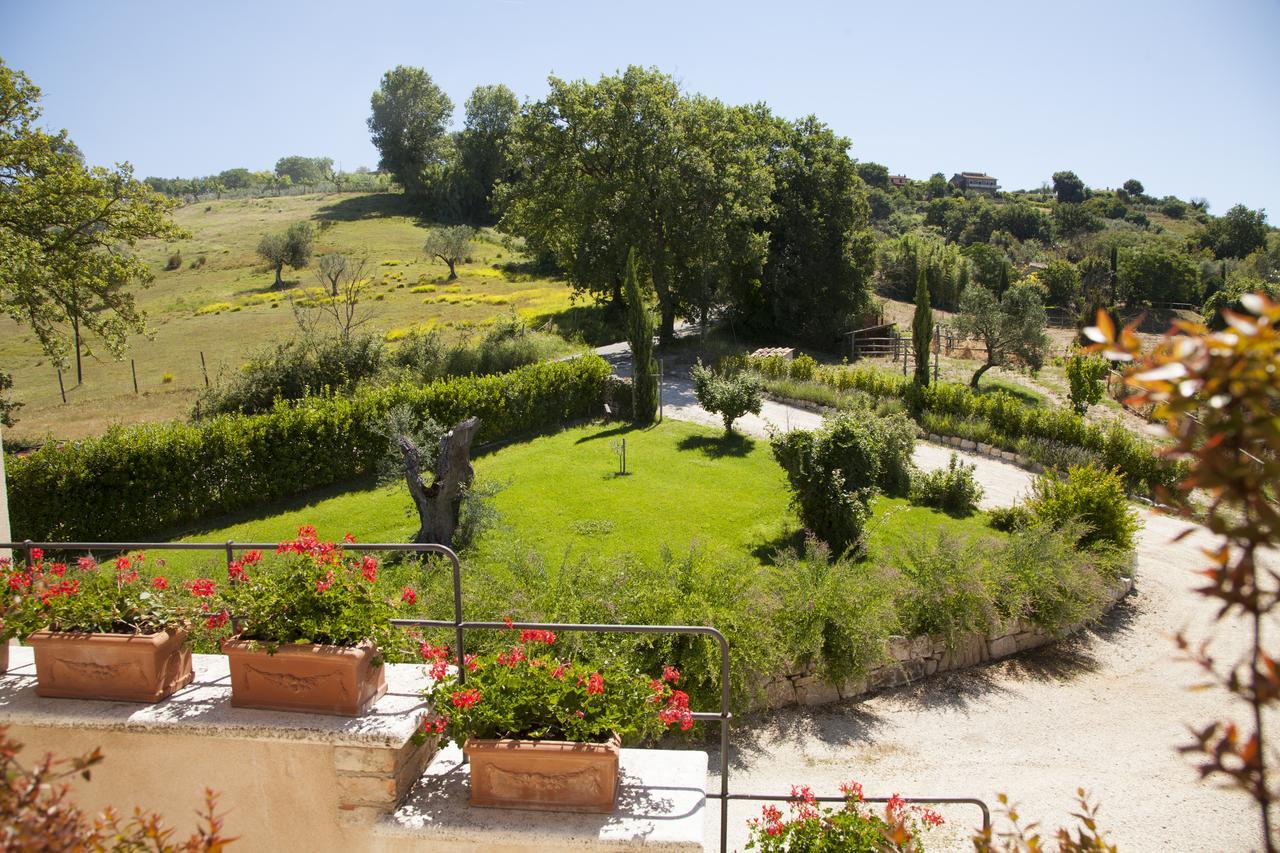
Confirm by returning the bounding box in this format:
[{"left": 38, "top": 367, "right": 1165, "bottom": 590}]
[{"left": 0, "top": 192, "right": 578, "bottom": 442}]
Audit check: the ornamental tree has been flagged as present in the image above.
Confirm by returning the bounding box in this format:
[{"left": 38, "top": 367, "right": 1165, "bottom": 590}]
[
  {"left": 257, "top": 222, "right": 313, "bottom": 288},
  {"left": 691, "top": 360, "right": 762, "bottom": 435},
  {"left": 911, "top": 267, "right": 932, "bottom": 387},
  {"left": 1065, "top": 349, "right": 1108, "bottom": 414},
  {"left": 952, "top": 283, "right": 1049, "bottom": 388},
  {"left": 1087, "top": 294, "right": 1280, "bottom": 851}
]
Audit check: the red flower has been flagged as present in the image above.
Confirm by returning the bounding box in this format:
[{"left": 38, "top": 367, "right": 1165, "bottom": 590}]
[
  {"left": 449, "top": 688, "right": 482, "bottom": 709},
  {"left": 29, "top": 547, "right": 43, "bottom": 562},
  {"left": 839, "top": 780, "right": 864, "bottom": 801},
  {"left": 342, "top": 532, "right": 356, "bottom": 544},
  {"left": 360, "top": 555, "right": 378, "bottom": 583},
  {"left": 921, "top": 808, "right": 944, "bottom": 828},
  {"left": 662, "top": 665, "right": 680, "bottom": 684},
  {"left": 422, "top": 715, "right": 448, "bottom": 734},
  {"left": 574, "top": 709, "right": 585, "bottom": 718},
  {"left": 463, "top": 653, "right": 478, "bottom": 672},
  {"left": 115, "top": 556, "right": 132, "bottom": 572},
  {"left": 885, "top": 793, "right": 907, "bottom": 817},
  {"left": 790, "top": 785, "right": 816, "bottom": 805},
  {"left": 243, "top": 550, "right": 262, "bottom": 565},
  {"left": 401, "top": 586, "right": 417, "bottom": 605},
  {"left": 76, "top": 556, "right": 96, "bottom": 571},
  {"left": 552, "top": 662, "right": 569, "bottom": 680},
  {"left": 503, "top": 616, "right": 514, "bottom": 628},
  {"left": 48, "top": 562, "right": 67, "bottom": 577},
  {"left": 586, "top": 672, "right": 604, "bottom": 695},
  {"left": 315, "top": 570, "right": 335, "bottom": 592},
  {"left": 519, "top": 629, "right": 556, "bottom": 645},
  {"left": 205, "top": 610, "right": 230, "bottom": 629},
  {"left": 7, "top": 572, "right": 31, "bottom": 591},
  {"left": 152, "top": 576, "right": 169, "bottom": 590},
  {"left": 496, "top": 645, "right": 527, "bottom": 667},
  {"left": 419, "top": 642, "right": 449, "bottom": 662},
  {"left": 187, "top": 578, "right": 216, "bottom": 597}
]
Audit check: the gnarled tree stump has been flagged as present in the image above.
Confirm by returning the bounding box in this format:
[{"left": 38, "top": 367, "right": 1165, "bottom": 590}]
[{"left": 398, "top": 416, "right": 481, "bottom": 548}]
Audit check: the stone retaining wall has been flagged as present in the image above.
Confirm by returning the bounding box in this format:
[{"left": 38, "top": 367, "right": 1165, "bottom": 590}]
[{"left": 758, "top": 576, "right": 1134, "bottom": 709}]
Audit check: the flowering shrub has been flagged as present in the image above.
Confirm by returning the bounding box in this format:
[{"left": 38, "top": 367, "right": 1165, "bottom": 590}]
[
  {"left": 421, "top": 623, "right": 693, "bottom": 748},
  {"left": 1, "top": 550, "right": 191, "bottom": 637},
  {"left": 206, "top": 526, "right": 404, "bottom": 652},
  {"left": 745, "top": 781, "right": 943, "bottom": 851}
]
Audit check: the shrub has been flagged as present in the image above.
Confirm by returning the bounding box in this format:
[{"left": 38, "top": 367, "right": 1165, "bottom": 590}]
[
  {"left": 1066, "top": 351, "right": 1108, "bottom": 414},
  {"left": 745, "top": 781, "right": 944, "bottom": 851},
  {"left": 161, "top": 373, "right": 174, "bottom": 384},
  {"left": 993, "top": 521, "right": 1111, "bottom": 633},
  {"left": 196, "top": 333, "right": 385, "bottom": 417},
  {"left": 7, "top": 356, "right": 612, "bottom": 542},
  {"left": 1026, "top": 465, "right": 1141, "bottom": 551},
  {"left": 909, "top": 454, "right": 984, "bottom": 515},
  {"left": 771, "top": 537, "right": 896, "bottom": 685},
  {"left": 789, "top": 353, "right": 817, "bottom": 381},
  {"left": 1015, "top": 436, "right": 1102, "bottom": 472},
  {"left": 892, "top": 531, "right": 998, "bottom": 645},
  {"left": 691, "top": 360, "right": 763, "bottom": 434},
  {"left": 164, "top": 251, "right": 182, "bottom": 271},
  {"left": 987, "top": 505, "right": 1032, "bottom": 532}
]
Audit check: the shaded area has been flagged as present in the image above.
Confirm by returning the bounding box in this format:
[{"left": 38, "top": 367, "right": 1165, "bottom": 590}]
[{"left": 676, "top": 432, "right": 756, "bottom": 458}]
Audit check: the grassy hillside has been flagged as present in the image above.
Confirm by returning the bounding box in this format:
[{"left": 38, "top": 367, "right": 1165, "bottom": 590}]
[{"left": 0, "top": 192, "right": 578, "bottom": 442}]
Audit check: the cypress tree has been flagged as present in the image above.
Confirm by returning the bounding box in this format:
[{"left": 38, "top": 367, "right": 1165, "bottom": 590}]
[
  {"left": 624, "top": 248, "right": 658, "bottom": 423},
  {"left": 997, "top": 261, "right": 1011, "bottom": 297},
  {"left": 912, "top": 267, "right": 933, "bottom": 387}
]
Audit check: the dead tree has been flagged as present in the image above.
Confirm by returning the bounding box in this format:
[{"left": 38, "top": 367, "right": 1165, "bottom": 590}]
[{"left": 398, "top": 416, "right": 481, "bottom": 547}]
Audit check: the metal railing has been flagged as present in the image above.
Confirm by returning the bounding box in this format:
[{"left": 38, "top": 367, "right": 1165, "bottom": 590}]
[{"left": 3, "top": 538, "right": 990, "bottom": 850}]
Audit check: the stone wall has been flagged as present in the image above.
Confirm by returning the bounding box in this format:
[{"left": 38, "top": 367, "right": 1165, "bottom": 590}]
[{"left": 758, "top": 576, "right": 1134, "bottom": 710}]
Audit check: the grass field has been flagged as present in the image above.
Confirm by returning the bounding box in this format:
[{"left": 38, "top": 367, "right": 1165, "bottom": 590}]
[
  {"left": 0, "top": 191, "right": 580, "bottom": 442},
  {"left": 148, "top": 419, "right": 996, "bottom": 581}
]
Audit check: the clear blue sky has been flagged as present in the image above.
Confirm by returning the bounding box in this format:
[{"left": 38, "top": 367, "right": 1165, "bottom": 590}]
[{"left": 4, "top": 0, "right": 1278, "bottom": 213}]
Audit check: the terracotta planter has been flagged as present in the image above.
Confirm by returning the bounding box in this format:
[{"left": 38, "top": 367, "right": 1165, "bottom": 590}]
[
  {"left": 223, "top": 639, "right": 386, "bottom": 716},
  {"left": 465, "top": 735, "right": 621, "bottom": 813},
  {"left": 26, "top": 629, "right": 193, "bottom": 702},
  {"left": 0, "top": 641, "right": 8, "bottom": 674}
]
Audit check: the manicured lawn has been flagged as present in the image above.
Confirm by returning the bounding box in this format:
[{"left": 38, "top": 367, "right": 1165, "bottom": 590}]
[{"left": 152, "top": 420, "right": 996, "bottom": 581}]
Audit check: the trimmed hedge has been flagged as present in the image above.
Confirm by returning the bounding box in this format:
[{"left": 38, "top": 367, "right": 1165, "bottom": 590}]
[
  {"left": 744, "top": 357, "right": 1185, "bottom": 496},
  {"left": 7, "top": 356, "right": 611, "bottom": 542}
]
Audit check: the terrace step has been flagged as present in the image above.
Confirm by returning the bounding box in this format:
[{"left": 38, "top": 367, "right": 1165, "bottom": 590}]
[{"left": 372, "top": 744, "right": 709, "bottom": 851}]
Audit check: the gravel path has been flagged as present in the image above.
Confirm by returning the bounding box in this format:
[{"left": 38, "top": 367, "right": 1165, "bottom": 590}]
[{"left": 640, "top": 367, "right": 1268, "bottom": 851}]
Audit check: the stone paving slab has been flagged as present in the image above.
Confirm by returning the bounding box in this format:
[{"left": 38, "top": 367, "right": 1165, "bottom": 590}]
[
  {"left": 377, "top": 744, "right": 709, "bottom": 851},
  {"left": 0, "top": 646, "right": 429, "bottom": 746}
]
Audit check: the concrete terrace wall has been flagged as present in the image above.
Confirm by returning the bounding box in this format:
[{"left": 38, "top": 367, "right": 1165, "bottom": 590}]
[{"left": 759, "top": 576, "right": 1134, "bottom": 709}]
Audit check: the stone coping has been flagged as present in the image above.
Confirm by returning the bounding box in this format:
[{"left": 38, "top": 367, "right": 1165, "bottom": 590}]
[
  {"left": 378, "top": 744, "right": 709, "bottom": 851},
  {"left": 0, "top": 647, "right": 429, "bottom": 747}
]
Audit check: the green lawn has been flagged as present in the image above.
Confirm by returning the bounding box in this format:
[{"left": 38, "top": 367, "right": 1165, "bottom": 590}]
[{"left": 151, "top": 420, "right": 996, "bottom": 582}]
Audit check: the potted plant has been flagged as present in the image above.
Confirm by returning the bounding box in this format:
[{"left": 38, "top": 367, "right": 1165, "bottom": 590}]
[
  {"left": 6, "top": 549, "right": 195, "bottom": 702},
  {"left": 745, "top": 782, "right": 945, "bottom": 851},
  {"left": 421, "top": 625, "right": 694, "bottom": 813},
  {"left": 207, "top": 526, "right": 399, "bottom": 716}
]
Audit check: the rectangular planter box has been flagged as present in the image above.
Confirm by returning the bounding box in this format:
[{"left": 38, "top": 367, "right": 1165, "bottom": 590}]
[
  {"left": 26, "top": 629, "right": 193, "bottom": 702},
  {"left": 465, "top": 735, "right": 621, "bottom": 813},
  {"left": 223, "top": 639, "right": 386, "bottom": 716}
]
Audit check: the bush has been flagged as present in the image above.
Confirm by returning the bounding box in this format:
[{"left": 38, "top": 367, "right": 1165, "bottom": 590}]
[
  {"left": 1015, "top": 435, "right": 1102, "bottom": 472},
  {"left": 892, "top": 532, "right": 998, "bottom": 645},
  {"left": 993, "top": 521, "right": 1113, "bottom": 633},
  {"left": 1066, "top": 351, "right": 1108, "bottom": 414},
  {"left": 164, "top": 251, "right": 182, "bottom": 271},
  {"left": 196, "top": 334, "right": 385, "bottom": 417},
  {"left": 8, "top": 356, "right": 612, "bottom": 542},
  {"left": 691, "top": 360, "right": 763, "bottom": 434},
  {"left": 1026, "top": 465, "right": 1141, "bottom": 551},
  {"left": 987, "top": 505, "right": 1032, "bottom": 532},
  {"left": 388, "top": 318, "right": 568, "bottom": 385},
  {"left": 909, "top": 453, "right": 984, "bottom": 515}
]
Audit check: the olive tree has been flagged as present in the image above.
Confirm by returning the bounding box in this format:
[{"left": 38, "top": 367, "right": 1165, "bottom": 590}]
[
  {"left": 952, "top": 283, "right": 1049, "bottom": 388},
  {"left": 422, "top": 226, "right": 475, "bottom": 280},
  {"left": 257, "top": 222, "right": 313, "bottom": 288}
]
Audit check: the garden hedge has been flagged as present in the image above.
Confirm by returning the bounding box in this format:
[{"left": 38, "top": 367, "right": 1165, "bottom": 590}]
[
  {"left": 740, "top": 356, "right": 1185, "bottom": 496},
  {"left": 7, "top": 355, "right": 611, "bottom": 543}
]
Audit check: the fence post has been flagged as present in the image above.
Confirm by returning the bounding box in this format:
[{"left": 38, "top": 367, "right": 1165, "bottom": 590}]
[
  {"left": 131, "top": 359, "right": 139, "bottom": 394},
  {"left": 57, "top": 369, "right": 66, "bottom": 404},
  {"left": 933, "top": 325, "right": 940, "bottom": 383},
  {"left": 200, "top": 352, "right": 209, "bottom": 388}
]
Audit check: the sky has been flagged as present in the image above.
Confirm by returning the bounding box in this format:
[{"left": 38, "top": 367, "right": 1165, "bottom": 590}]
[{"left": 3, "top": 0, "right": 1278, "bottom": 213}]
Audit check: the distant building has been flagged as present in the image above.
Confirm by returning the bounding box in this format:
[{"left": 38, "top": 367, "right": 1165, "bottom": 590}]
[
  {"left": 949, "top": 172, "right": 999, "bottom": 193},
  {"left": 889, "top": 174, "right": 908, "bottom": 187}
]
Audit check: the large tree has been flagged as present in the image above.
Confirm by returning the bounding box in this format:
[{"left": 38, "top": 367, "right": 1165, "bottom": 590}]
[
  {"left": 498, "top": 66, "right": 773, "bottom": 343},
  {"left": 1195, "top": 204, "right": 1269, "bottom": 260},
  {"left": 1117, "top": 243, "right": 1201, "bottom": 307},
  {"left": 454, "top": 84, "right": 519, "bottom": 224},
  {"left": 273, "top": 156, "right": 333, "bottom": 185},
  {"left": 755, "top": 116, "right": 876, "bottom": 345},
  {"left": 623, "top": 248, "right": 657, "bottom": 424},
  {"left": 0, "top": 59, "right": 185, "bottom": 387},
  {"left": 952, "top": 283, "right": 1049, "bottom": 387},
  {"left": 368, "top": 66, "right": 454, "bottom": 197},
  {"left": 1051, "top": 170, "right": 1087, "bottom": 204}
]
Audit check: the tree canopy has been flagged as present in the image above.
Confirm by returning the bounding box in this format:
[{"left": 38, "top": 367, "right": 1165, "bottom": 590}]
[
  {"left": 1051, "top": 170, "right": 1086, "bottom": 204},
  {"left": 1117, "top": 243, "right": 1201, "bottom": 307},
  {"left": 274, "top": 156, "right": 333, "bottom": 185},
  {"left": 952, "top": 283, "right": 1049, "bottom": 387},
  {"left": 1195, "top": 204, "right": 1269, "bottom": 260},
  {"left": 257, "top": 222, "right": 313, "bottom": 288},
  {"left": 368, "top": 66, "right": 454, "bottom": 197},
  {"left": 0, "top": 58, "right": 185, "bottom": 391},
  {"left": 453, "top": 84, "right": 519, "bottom": 224},
  {"left": 499, "top": 66, "right": 772, "bottom": 343},
  {"left": 422, "top": 225, "right": 475, "bottom": 280}
]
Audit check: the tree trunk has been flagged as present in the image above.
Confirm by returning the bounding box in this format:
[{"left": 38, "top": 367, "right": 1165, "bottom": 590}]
[
  {"left": 970, "top": 360, "right": 994, "bottom": 388},
  {"left": 72, "top": 315, "right": 82, "bottom": 385},
  {"left": 273, "top": 262, "right": 284, "bottom": 288},
  {"left": 399, "top": 417, "right": 482, "bottom": 548},
  {"left": 446, "top": 260, "right": 457, "bottom": 280},
  {"left": 658, "top": 303, "right": 676, "bottom": 346}
]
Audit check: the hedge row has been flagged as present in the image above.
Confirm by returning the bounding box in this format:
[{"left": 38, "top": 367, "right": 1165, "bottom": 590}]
[
  {"left": 8, "top": 356, "right": 611, "bottom": 543},
  {"left": 742, "top": 357, "right": 1184, "bottom": 496}
]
